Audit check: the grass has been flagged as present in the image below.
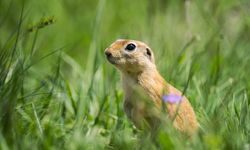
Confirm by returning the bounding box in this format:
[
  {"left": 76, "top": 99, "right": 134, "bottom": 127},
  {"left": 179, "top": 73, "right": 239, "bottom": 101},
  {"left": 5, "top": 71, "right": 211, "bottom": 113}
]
[{"left": 0, "top": 0, "right": 250, "bottom": 149}]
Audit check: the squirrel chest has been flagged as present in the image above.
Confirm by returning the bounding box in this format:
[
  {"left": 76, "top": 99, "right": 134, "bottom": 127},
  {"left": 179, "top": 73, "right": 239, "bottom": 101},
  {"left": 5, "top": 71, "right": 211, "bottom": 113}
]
[{"left": 121, "top": 71, "right": 165, "bottom": 129}]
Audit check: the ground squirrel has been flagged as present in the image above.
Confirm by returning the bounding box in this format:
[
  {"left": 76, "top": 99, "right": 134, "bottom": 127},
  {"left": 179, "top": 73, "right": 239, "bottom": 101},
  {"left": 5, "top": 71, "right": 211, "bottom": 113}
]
[{"left": 105, "top": 39, "right": 198, "bottom": 134}]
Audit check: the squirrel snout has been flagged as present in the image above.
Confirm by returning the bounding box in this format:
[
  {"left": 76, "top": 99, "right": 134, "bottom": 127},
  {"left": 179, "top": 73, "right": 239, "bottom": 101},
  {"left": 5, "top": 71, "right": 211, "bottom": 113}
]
[
  {"left": 105, "top": 50, "right": 116, "bottom": 64},
  {"left": 105, "top": 51, "right": 112, "bottom": 58}
]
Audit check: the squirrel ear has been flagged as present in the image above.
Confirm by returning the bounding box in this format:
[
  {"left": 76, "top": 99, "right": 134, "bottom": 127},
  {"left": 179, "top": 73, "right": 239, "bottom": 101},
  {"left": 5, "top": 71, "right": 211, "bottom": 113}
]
[{"left": 145, "top": 48, "right": 155, "bottom": 63}]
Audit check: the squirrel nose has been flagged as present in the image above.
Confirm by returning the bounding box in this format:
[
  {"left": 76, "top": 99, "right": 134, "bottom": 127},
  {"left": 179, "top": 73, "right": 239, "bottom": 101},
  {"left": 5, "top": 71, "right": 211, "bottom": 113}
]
[{"left": 105, "top": 51, "right": 112, "bottom": 58}]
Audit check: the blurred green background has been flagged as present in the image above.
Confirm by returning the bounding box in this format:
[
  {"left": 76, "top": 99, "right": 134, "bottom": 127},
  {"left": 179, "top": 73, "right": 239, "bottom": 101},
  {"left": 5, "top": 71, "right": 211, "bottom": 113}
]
[{"left": 0, "top": 0, "right": 250, "bottom": 149}]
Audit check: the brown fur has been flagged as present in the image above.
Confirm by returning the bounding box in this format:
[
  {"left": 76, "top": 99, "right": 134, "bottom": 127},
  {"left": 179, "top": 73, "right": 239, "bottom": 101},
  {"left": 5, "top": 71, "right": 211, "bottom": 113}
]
[{"left": 105, "top": 39, "right": 198, "bottom": 134}]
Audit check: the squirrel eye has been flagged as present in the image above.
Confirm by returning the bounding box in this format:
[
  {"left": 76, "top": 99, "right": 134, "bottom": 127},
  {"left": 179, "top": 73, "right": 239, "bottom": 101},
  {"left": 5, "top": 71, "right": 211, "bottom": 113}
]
[{"left": 125, "top": 43, "right": 136, "bottom": 51}]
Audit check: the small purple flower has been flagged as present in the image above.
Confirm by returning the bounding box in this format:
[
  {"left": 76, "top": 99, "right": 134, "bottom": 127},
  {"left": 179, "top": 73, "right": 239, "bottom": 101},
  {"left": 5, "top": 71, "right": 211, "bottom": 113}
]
[{"left": 162, "top": 94, "right": 182, "bottom": 104}]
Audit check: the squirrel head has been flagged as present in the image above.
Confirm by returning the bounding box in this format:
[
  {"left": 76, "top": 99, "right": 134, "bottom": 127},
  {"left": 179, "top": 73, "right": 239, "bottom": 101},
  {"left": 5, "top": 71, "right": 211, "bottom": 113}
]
[{"left": 105, "top": 39, "right": 156, "bottom": 74}]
